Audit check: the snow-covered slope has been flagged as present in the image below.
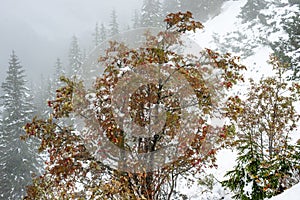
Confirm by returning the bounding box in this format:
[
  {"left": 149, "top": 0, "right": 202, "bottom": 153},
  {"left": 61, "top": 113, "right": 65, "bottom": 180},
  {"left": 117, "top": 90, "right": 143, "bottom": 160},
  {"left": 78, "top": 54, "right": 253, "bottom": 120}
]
[
  {"left": 192, "top": 0, "right": 247, "bottom": 50},
  {"left": 269, "top": 183, "right": 300, "bottom": 200},
  {"left": 184, "top": 0, "right": 300, "bottom": 199}
]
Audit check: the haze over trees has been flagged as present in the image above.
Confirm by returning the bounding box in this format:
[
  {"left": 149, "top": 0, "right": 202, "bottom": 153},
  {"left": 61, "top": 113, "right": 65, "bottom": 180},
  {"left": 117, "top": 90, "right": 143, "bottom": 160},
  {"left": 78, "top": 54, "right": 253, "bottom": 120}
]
[
  {"left": 22, "top": 12, "right": 247, "bottom": 199},
  {"left": 140, "top": 0, "right": 164, "bottom": 27},
  {"left": 68, "top": 35, "right": 83, "bottom": 77},
  {"left": 110, "top": 9, "right": 119, "bottom": 36},
  {"left": 0, "top": 51, "right": 41, "bottom": 199},
  {"left": 21, "top": 9, "right": 300, "bottom": 199},
  {"left": 0, "top": 1, "right": 300, "bottom": 199}
]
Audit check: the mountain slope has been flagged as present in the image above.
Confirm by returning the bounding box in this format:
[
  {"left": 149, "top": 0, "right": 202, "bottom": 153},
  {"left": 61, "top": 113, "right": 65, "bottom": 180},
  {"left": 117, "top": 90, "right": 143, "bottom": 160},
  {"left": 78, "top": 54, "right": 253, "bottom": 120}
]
[
  {"left": 269, "top": 183, "right": 300, "bottom": 200},
  {"left": 185, "top": 0, "right": 300, "bottom": 199}
]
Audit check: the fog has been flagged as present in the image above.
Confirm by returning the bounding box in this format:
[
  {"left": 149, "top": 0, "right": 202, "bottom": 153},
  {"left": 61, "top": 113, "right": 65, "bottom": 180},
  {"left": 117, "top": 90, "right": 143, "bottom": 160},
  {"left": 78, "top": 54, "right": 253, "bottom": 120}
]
[{"left": 0, "top": 0, "right": 141, "bottom": 84}]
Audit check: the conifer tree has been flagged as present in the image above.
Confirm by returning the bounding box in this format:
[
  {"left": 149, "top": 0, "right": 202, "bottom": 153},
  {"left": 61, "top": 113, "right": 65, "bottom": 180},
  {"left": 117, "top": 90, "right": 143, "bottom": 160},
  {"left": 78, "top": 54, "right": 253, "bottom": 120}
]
[
  {"left": 272, "top": 2, "right": 300, "bottom": 80},
  {"left": 33, "top": 74, "right": 53, "bottom": 118},
  {"left": 68, "top": 35, "right": 82, "bottom": 77},
  {"left": 239, "top": 0, "right": 267, "bottom": 24},
  {"left": 132, "top": 10, "right": 141, "bottom": 29},
  {"left": 92, "top": 22, "right": 101, "bottom": 47},
  {"left": 140, "top": 0, "right": 163, "bottom": 27},
  {"left": 53, "top": 58, "right": 65, "bottom": 89},
  {"left": 289, "top": 0, "right": 300, "bottom": 5},
  {"left": 100, "top": 23, "right": 107, "bottom": 42},
  {"left": 109, "top": 9, "right": 119, "bottom": 36},
  {"left": 213, "top": 0, "right": 270, "bottom": 58},
  {"left": 92, "top": 22, "right": 107, "bottom": 46},
  {"left": 0, "top": 51, "right": 40, "bottom": 199},
  {"left": 222, "top": 57, "right": 300, "bottom": 199},
  {"left": 45, "top": 58, "right": 66, "bottom": 111},
  {"left": 162, "top": 0, "right": 181, "bottom": 15},
  {"left": 181, "top": 0, "right": 224, "bottom": 22}
]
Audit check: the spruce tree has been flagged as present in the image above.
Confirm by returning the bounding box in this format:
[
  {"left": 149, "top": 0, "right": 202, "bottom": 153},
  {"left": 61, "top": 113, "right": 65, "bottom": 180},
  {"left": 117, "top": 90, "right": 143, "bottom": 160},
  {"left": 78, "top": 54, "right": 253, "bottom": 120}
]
[
  {"left": 163, "top": 0, "right": 180, "bottom": 12},
  {"left": 162, "top": 0, "right": 181, "bottom": 16},
  {"left": 132, "top": 10, "right": 141, "bottom": 29},
  {"left": 0, "top": 51, "right": 40, "bottom": 199},
  {"left": 222, "top": 58, "right": 300, "bottom": 199},
  {"left": 92, "top": 22, "right": 101, "bottom": 47},
  {"left": 68, "top": 35, "right": 82, "bottom": 77},
  {"left": 286, "top": 12, "right": 300, "bottom": 80},
  {"left": 239, "top": 0, "right": 267, "bottom": 24},
  {"left": 100, "top": 23, "right": 107, "bottom": 42},
  {"left": 33, "top": 74, "right": 53, "bottom": 118},
  {"left": 91, "top": 23, "right": 107, "bottom": 46},
  {"left": 92, "top": 22, "right": 107, "bottom": 46},
  {"left": 288, "top": 0, "right": 299, "bottom": 6},
  {"left": 53, "top": 58, "right": 65, "bottom": 88},
  {"left": 213, "top": 0, "right": 271, "bottom": 58},
  {"left": 109, "top": 9, "right": 119, "bottom": 36},
  {"left": 181, "top": 0, "right": 224, "bottom": 22},
  {"left": 140, "top": 0, "right": 163, "bottom": 27},
  {"left": 272, "top": 3, "right": 300, "bottom": 80},
  {"left": 47, "top": 58, "right": 66, "bottom": 105}
]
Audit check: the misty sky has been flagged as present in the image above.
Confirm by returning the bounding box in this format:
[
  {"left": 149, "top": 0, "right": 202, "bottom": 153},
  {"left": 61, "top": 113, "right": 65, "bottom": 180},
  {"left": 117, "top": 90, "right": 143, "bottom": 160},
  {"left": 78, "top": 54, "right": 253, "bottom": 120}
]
[{"left": 0, "top": 0, "right": 141, "bottom": 85}]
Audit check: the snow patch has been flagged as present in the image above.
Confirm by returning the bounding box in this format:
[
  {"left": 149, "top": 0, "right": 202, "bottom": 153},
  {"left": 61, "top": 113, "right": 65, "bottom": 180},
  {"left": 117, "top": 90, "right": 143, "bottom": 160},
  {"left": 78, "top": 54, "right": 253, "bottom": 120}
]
[{"left": 269, "top": 183, "right": 300, "bottom": 200}]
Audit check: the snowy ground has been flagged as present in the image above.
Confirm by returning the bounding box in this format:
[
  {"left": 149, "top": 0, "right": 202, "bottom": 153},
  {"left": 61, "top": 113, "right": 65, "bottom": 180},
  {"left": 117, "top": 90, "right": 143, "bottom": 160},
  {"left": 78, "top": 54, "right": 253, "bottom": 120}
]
[
  {"left": 181, "top": 0, "right": 300, "bottom": 199},
  {"left": 269, "top": 183, "right": 300, "bottom": 200}
]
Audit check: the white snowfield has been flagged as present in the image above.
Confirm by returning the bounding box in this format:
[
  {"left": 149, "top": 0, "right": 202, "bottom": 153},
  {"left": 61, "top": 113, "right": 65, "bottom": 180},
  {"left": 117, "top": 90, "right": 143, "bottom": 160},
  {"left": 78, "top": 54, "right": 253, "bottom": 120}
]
[
  {"left": 184, "top": 0, "right": 300, "bottom": 199},
  {"left": 268, "top": 183, "right": 300, "bottom": 200}
]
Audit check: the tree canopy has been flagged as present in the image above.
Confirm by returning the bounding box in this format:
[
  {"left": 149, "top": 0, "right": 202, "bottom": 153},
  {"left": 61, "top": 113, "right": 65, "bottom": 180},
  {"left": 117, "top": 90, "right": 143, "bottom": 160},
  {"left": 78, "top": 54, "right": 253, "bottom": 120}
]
[{"left": 23, "top": 12, "right": 246, "bottom": 199}]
